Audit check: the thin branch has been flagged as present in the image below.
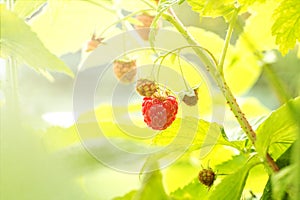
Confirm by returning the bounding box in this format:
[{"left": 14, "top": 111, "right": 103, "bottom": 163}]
[{"left": 218, "top": 6, "right": 240, "bottom": 75}]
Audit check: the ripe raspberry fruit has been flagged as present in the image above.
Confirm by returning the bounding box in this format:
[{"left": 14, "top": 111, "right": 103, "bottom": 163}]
[
  {"left": 198, "top": 168, "right": 216, "bottom": 188},
  {"left": 85, "top": 34, "right": 104, "bottom": 52},
  {"left": 142, "top": 95, "right": 178, "bottom": 130},
  {"left": 136, "top": 78, "right": 158, "bottom": 97},
  {"left": 113, "top": 59, "right": 137, "bottom": 84}
]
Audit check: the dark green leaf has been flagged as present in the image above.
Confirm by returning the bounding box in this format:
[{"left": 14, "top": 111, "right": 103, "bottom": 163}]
[
  {"left": 272, "top": 165, "right": 297, "bottom": 200},
  {"left": 261, "top": 145, "right": 293, "bottom": 200}
]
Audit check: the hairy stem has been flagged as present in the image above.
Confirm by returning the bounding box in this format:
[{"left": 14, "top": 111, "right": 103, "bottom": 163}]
[{"left": 162, "top": 10, "right": 279, "bottom": 173}]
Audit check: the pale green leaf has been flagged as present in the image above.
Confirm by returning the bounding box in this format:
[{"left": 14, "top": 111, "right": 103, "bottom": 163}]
[
  {"left": 0, "top": 5, "right": 73, "bottom": 77},
  {"left": 188, "top": 26, "right": 262, "bottom": 94},
  {"left": 236, "top": 1, "right": 279, "bottom": 52},
  {"left": 186, "top": 0, "right": 266, "bottom": 19},
  {"left": 30, "top": 0, "right": 118, "bottom": 55},
  {"left": 153, "top": 117, "right": 244, "bottom": 153},
  {"left": 256, "top": 97, "right": 300, "bottom": 160},
  {"left": 150, "top": 0, "right": 182, "bottom": 45},
  {"left": 133, "top": 170, "right": 169, "bottom": 200},
  {"left": 272, "top": 0, "right": 300, "bottom": 55},
  {"left": 208, "top": 156, "right": 260, "bottom": 200},
  {"left": 170, "top": 178, "right": 207, "bottom": 200},
  {"left": 186, "top": 0, "right": 235, "bottom": 19},
  {"left": 13, "top": 0, "right": 47, "bottom": 19}
]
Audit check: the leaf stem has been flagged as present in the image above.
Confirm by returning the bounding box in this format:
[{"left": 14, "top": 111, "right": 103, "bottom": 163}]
[
  {"left": 163, "top": 9, "right": 280, "bottom": 173},
  {"left": 177, "top": 50, "right": 190, "bottom": 90},
  {"left": 218, "top": 6, "right": 240, "bottom": 75}
]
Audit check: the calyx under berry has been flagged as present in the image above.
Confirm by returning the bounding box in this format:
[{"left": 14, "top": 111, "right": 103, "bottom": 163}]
[
  {"left": 179, "top": 85, "right": 200, "bottom": 106},
  {"left": 136, "top": 78, "right": 158, "bottom": 97}
]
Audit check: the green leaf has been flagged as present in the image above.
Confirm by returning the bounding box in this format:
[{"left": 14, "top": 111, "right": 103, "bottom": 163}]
[
  {"left": 272, "top": 165, "right": 297, "bottom": 200},
  {"left": 13, "top": 0, "right": 47, "bottom": 19},
  {"left": 170, "top": 178, "right": 207, "bottom": 200},
  {"left": 134, "top": 169, "right": 169, "bottom": 200},
  {"left": 30, "top": 0, "right": 118, "bottom": 55},
  {"left": 113, "top": 190, "right": 137, "bottom": 200},
  {"left": 208, "top": 156, "right": 260, "bottom": 200},
  {"left": 113, "top": 170, "right": 169, "bottom": 200},
  {"left": 153, "top": 117, "right": 244, "bottom": 152},
  {"left": 256, "top": 97, "right": 300, "bottom": 160},
  {"left": 0, "top": 5, "right": 73, "bottom": 77},
  {"left": 188, "top": 26, "right": 262, "bottom": 95},
  {"left": 261, "top": 145, "right": 293, "bottom": 200},
  {"left": 236, "top": 1, "right": 279, "bottom": 52},
  {"left": 186, "top": 0, "right": 266, "bottom": 19},
  {"left": 186, "top": 0, "right": 235, "bottom": 19},
  {"left": 149, "top": 0, "right": 182, "bottom": 45},
  {"left": 272, "top": 0, "right": 300, "bottom": 55},
  {"left": 214, "top": 154, "right": 249, "bottom": 174}
]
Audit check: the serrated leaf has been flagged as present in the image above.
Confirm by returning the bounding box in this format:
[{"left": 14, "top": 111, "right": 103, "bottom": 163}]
[
  {"left": 272, "top": 0, "right": 300, "bottom": 55},
  {"left": 186, "top": 0, "right": 265, "bottom": 20},
  {"left": 208, "top": 156, "right": 260, "bottom": 200},
  {"left": 256, "top": 97, "right": 300, "bottom": 160},
  {"left": 214, "top": 154, "right": 249, "bottom": 174},
  {"left": 13, "top": 0, "right": 47, "bottom": 19},
  {"left": 0, "top": 5, "right": 73, "bottom": 77},
  {"left": 153, "top": 117, "right": 244, "bottom": 152},
  {"left": 170, "top": 178, "right": 207, "bottom": 200}
]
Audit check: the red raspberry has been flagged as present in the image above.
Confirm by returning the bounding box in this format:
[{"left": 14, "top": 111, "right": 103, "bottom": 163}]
[
  {"left": 142, "top": 95, "right": 178, "bottom": 130},
  {"left": 198, "top": 168, "right": 216, "bottom": 187}
]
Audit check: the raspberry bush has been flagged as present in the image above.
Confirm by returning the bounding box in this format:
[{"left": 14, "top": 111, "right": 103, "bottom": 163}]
[{"left": 1, "top": 0, "right": 300, "bottom": 200}]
